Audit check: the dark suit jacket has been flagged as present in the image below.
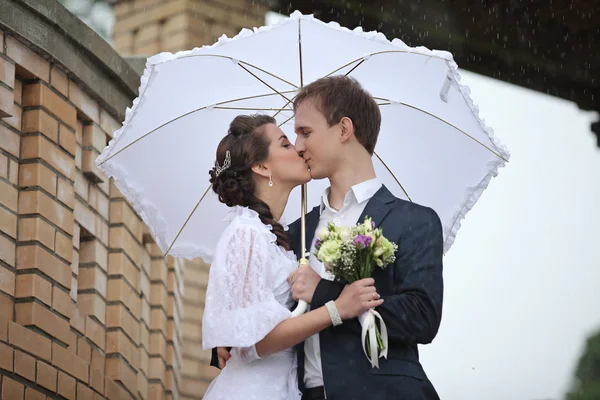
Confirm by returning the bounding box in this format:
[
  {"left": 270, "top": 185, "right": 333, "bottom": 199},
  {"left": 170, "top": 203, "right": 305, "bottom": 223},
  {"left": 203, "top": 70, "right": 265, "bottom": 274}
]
[
  {"left": 287, "top": 185, "right": 444, "bottom": 400},
  {"left": 211, "top": 185, "right": 444, "bottom": 399}
]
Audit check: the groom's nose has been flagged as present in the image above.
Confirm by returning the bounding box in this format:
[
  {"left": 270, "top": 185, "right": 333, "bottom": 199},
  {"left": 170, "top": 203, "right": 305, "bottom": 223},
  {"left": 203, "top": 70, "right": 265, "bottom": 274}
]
[{"left": 294, "top": 137, "right": 306, "bottom": 155}]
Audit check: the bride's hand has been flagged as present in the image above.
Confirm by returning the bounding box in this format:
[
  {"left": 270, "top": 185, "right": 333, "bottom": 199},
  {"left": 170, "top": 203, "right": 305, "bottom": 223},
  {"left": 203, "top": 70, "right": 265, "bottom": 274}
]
[{"left": 334, "top": 278, "right": 383, "bottom": 320}]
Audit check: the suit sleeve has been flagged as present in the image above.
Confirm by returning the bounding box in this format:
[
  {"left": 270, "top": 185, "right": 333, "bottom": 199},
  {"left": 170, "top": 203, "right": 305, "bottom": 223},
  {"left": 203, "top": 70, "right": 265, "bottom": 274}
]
[
  {"left": 376, "top": 207, "right": 444, "bottom": 344},
  {"left": 312, "top": 207, "right": 444, "bottom": 344}
]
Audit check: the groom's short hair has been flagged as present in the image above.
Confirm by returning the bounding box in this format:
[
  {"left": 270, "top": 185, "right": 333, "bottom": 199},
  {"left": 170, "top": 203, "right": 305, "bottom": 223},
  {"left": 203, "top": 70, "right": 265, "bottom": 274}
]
[{"left": 293, "top": 75, "right": 381, "bottom": 155}]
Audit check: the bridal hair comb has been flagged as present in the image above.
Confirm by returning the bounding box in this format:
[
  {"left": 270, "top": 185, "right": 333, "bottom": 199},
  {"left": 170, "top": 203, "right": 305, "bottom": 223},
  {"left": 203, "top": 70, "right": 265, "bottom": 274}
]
[{"left": 215, "top": 150, "right": 231, "bottom": 177}]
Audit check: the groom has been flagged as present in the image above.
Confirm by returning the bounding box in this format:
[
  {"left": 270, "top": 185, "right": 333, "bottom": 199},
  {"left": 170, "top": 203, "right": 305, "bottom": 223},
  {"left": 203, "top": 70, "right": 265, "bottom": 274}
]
[{"left": 213, "top": 76, "right": 444, "bottom": 399}]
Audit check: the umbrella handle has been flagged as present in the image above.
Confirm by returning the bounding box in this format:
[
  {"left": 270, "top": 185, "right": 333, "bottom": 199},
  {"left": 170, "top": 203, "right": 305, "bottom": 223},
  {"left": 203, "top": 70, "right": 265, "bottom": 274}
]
[
  {"left": 291, "top": 183, "right": 309, "bottom": 317},
  {"left": 291, "top": 256, "right": 309, "bottom": 317}
]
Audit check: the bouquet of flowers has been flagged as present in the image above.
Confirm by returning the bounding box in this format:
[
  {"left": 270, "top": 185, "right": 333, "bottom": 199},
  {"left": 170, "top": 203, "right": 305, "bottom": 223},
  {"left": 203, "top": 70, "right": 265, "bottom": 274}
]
[{"left": 314, "top": 216, "right": 398, "bottom": 368}]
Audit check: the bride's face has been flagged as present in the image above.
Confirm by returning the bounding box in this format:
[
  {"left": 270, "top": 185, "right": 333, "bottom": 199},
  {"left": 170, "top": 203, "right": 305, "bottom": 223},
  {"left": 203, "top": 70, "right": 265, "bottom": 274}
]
[{"left": 262, "top": 123, "right": 311, "bottom": 188}]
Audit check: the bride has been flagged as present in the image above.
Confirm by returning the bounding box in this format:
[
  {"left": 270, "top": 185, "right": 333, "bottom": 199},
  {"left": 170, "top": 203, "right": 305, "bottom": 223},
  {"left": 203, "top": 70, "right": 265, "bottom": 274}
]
[{"left": 202, "top": 114, "right": 383, "bottom": 399}]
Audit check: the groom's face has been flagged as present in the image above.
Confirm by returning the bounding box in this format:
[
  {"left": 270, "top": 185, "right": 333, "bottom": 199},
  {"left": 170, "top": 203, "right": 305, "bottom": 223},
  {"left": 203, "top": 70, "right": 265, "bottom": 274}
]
[{"left": 294, "top": 99, "right": 342, "bottom": 180}]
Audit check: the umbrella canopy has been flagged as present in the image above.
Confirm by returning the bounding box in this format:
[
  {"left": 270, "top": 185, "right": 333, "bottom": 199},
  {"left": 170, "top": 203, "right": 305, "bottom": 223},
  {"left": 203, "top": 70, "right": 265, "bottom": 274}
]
[{"left": 96, "top": 10, "right": 510, "bottom": 262}]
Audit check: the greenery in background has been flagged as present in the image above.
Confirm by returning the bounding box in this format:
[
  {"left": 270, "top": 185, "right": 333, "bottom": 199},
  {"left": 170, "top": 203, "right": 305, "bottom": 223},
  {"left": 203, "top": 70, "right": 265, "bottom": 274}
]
[
  {"left": 566, "top": 328, "right": 600, "bottom": 400},
  {"left": 57, "top": 0, "right": 114, "bottom": 43}
]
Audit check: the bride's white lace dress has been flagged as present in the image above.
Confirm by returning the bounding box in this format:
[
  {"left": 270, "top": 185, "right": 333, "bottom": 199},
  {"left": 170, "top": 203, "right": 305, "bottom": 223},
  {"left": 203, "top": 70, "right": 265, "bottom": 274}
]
[{"left": 201, "top": 206, "right": 302, "bottom": 400}]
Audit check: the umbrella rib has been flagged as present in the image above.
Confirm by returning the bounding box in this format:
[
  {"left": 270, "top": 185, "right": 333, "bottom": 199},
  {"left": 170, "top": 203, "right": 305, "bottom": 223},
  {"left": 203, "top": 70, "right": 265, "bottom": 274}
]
[
  {"left": 377, "top": 99, "right": 509, "bottom": 162},
  {"left": 237, "top": 63, "right": 293, "bottom": 104},
  {"left": 214, "top": 106, "right": 294, "bottom": 111},
  {"left": 178, "top": 53, "right": 298, "bottom": 89},
  {"left": 165, "top": 184, "right": 212, "bottom": 256},
  {"left": 374, "top": 151, "right": 412, "bottom": 202},
  {"left": 98, "top": 90, "right": 298, "bottom": 165}
]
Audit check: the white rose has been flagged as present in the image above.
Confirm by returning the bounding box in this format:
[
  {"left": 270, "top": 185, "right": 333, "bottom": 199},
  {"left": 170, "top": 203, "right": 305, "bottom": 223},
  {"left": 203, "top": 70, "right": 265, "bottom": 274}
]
[
  {"left": 316, "top": 227, "right": 328, "bottom": 241},
  {"left": 339, "top": 227, "right": 351, "bottom": 241}
]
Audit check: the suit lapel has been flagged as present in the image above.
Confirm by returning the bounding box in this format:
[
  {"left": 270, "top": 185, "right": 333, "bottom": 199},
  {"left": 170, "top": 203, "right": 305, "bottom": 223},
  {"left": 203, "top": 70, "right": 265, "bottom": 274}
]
[
  {"left": 303, "top": 205, "right": 321, "bottom": 258},
  {"left": 357, "top": 185, "right": 395, "bottom": 227}
]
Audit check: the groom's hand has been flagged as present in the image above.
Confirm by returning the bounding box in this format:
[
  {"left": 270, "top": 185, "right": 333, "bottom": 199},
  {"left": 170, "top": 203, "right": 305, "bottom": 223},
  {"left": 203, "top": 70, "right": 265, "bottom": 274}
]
[
  {"left": 289, "top": 264, "right": 320, "bottom": 304},
  {"left": 217, "top": 347, "right": 231, "bottom": 369}
]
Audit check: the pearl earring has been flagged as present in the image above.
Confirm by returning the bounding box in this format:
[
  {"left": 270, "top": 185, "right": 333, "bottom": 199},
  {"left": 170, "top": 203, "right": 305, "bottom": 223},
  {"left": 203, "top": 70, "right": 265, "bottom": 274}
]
[{"left": 268, "top": 173, "right": 273, "bottom": 187}]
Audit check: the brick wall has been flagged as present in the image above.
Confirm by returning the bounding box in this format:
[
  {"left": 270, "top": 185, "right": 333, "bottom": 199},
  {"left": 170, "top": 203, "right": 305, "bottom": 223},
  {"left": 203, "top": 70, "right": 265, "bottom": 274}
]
[
  {"left": 111, "top": 1, "right": 271, "bottom": 398},
  {"left": 112, "top": 0, "right": 270, "bottom": 55},
  {"left": 0, "top": 28, "right": 183, "bottom": 399}
]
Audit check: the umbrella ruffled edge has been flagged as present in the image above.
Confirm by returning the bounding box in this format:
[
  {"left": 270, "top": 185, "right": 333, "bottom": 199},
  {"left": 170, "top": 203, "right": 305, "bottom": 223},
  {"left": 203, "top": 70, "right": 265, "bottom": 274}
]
[{"left": 96, "top": 9, "right": 511, "bottom": 257}]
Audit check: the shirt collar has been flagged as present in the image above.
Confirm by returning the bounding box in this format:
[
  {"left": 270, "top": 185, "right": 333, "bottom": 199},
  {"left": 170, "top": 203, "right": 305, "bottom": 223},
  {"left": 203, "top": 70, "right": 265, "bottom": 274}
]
[{"left": 320, "top": 178, "right": 382, "bottom": 213}]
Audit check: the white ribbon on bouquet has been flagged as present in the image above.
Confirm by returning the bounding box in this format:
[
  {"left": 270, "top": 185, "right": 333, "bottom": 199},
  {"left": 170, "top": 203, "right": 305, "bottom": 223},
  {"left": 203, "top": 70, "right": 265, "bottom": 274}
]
[{"left": 358, "top": 309, "right": 389, "bottom": 368}]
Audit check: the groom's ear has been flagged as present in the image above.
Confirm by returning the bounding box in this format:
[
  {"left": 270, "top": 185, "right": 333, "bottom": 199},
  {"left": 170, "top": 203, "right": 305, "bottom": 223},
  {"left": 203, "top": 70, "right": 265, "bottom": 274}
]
[{"left": 339, "top": 116, "right": 355, "bottom": 143}]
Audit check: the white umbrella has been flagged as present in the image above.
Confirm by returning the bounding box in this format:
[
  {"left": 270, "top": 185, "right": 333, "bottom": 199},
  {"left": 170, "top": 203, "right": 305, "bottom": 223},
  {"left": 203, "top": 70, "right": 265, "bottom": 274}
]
[{"left": 96, "top": 10, "right": 510, "bottom": 268}]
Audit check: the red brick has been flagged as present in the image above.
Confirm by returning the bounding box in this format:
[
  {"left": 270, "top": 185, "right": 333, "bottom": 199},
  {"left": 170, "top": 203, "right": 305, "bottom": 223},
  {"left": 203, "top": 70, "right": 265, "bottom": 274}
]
[
  {"left": 74, "top": 199, "right": 95, "bottom": 235},
  {"left": 0, "top": 83, "right": 14, "bottom": 119},
  {"left": 77, "top": 336, "right": 92, "bottom": 363},
  {"left": 108, "top": 252, "right": 140, "bottom": 291},
  {"left": 14, "top": 349, "right": 36, "bottom": 381},
  {"left": 78, "top": 293, "right": 106, "bottom": 325},
  {"left": 8, "top": 321, "right": 52, "bottom": 362},
  {"left": 106, "top": 304, "right": 139, "bottom": 344},
  {"left": 0, "top": 206, "right": 17, "bottom": 240},
  {"left": 57, "top": 178, "right": 75, "bottom": 210},
  {"left": 0, "top": 178, "right": 18, "bottom": 212},
  {"left": 82, "top": 148, "right": 104, "bottom": 182},
  {"left": 69, "top": 83, "right": 100, "bottom": 124},
  {"left": 18, "top": 216, "right": 55, "bottom": 251},
  {"left": 82, "top": 123, "right": 107, "bottom": 153},
  {"left": 18, "top": 190, "right": 74, "bottom": 235},
  {"left": 4, "top": 102, "right": 22, "bottom": 130},
  {"left": 37, "top": 360, "right": 58, "bottom": 392},
  {"left": 89, "top": 367, "right": 104, "bottom": 394},
  {"left": 16, "top": 301, "right": 71, "bottom": 344},
  {"left": 52, "top": 342, "right": 89, "bottom": 383},
  {"left": 80, "top": 239, "right": 108, "bottom": 272},
  {"left": 0, "top": 265, "right": 15, "bottom": 297},
  {"left": 109, "top": 278, "right": 141, "bottom": 316},
  {"left": 0, "top": 152, "right": 7, "bottom": 179},
  {"left": 0, "top": 123, "right": 20, "bottom": 158},
  {"left": 53, "top": 285, "right": 72, "bottom": 319},
  {"left": 25, "top": 387, "right": 46, "bottom": 400},
  {"left": 99, "top": 109, "right": 121, "bottom": 139},
  {"left": 50, "top": 65, "right": 69, "bottom": 97},
  {"left": 14, "top": 78, "right": 22, "bottom": 105},
  {"left": 104, "top": 377, "right": 129, "bottom": 400},
  {"left": 5, "top": 36, "right": 50, "bottom": 81},
  {"left": 1, "top": 376, "right": 24, "bottom": 400},
  {"left": 7, "top": 158, "right": 17, "bottom": 185},
  {"left": 55, "top": 230, "right": 73, "bottom": 263},
  {"left": 107, "top": 330, "right": 139, "bottom": 371},
  {"left": 91, "top": 347, "right": 105, "bottom": 372},
  {"left": 0, "top": 233, "right": 16, "bottom": 267},
  {"left": 57, "top": 371, "right": 76, "bottom": 400},
  {"left": 22, "top": 109, "right": 59, "bottom": 142},
  {"left": 59, "top": 124, "right": 77, "bottom": 157},
  {"left": 77, "top": 382, "right": 95, "bottom": 400},
  {"left": 23, "top": 83, "right": 76, "bottom": 128},
  {"left": 105, "top": 356, "right": 137, "bottom": 396},
  {"left": 19, "top": 162, "right": 57, "bottom": 196},
  {"left": 15, "top": 273, "right": 52, "bottom": 306},
  {"left": 0, "top": 56, "right": 15, "bottom": 88},
  {"left": 88, "top": 185, "right": 109, "bottom": 220},
  {"left": 16, "top": 244, "right": 71, "bottom": 289},
  {"left": 0, "top": 340, "right": 14, "bottom": 371},
  {"left": 85, "top": 315, "right": 106, "bottom": 351},
  {"left": 21, "top": 135, "right": 74, "bottom": 183},
  {"left": 79, "top": 266, "right": 107, "bottom": 297}
]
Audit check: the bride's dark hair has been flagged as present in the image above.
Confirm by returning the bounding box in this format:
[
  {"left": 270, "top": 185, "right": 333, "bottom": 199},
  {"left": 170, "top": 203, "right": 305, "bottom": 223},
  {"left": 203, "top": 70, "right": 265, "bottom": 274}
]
[{"left": 209, "top": 115, "right": 291, "bottom": 250}]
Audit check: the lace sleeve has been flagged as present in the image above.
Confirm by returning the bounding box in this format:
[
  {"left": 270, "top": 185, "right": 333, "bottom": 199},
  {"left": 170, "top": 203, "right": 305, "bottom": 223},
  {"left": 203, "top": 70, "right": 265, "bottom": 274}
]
[{"left": 202, "top": 222, "right": 291, "bottom": 351}]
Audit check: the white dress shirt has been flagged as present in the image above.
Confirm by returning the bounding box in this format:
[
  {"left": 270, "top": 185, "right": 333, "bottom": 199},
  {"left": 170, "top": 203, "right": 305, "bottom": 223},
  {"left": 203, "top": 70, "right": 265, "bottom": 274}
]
[{"left": 303, "top": 178, "right": 382, "bottom": 390}]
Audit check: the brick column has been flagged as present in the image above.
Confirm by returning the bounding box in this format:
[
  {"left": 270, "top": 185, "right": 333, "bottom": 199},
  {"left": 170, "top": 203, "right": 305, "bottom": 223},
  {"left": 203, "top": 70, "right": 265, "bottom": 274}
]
[{"left": 113, "top": 0, "right": 270, "bottom": 55}]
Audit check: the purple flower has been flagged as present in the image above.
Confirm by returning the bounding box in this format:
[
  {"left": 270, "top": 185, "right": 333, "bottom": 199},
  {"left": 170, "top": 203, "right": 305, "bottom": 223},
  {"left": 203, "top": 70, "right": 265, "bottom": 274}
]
[
  {"left": 371, "top": 221, "right": 376, "bottom": 229},
  {"left": 314, "top": 238, "right": 322, "bottom": 248},
  {"left": 353, "top": 234, "right": 372, "bottom": 249}
]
